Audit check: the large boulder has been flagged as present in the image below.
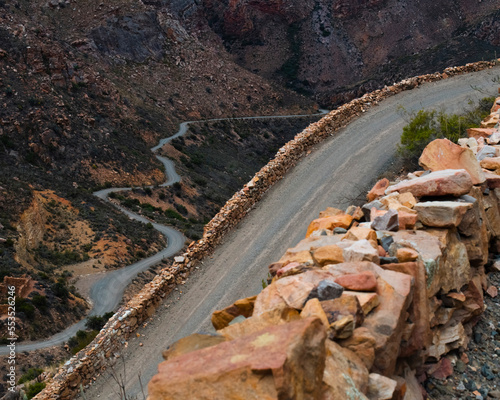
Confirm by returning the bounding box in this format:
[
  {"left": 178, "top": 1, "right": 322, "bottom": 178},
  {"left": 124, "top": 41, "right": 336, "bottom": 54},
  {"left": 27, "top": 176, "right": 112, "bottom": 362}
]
[
  {"left": 418, "top": 139, "right": 485, "bottom": 184},
  {"left": 381, "top": 262, "right": 431, "bottom": 361},
  {"left": 390, "top": 229, "right": 471, "bottom": 297},
  {"left": 148, "top": 318, "right": 327, "bottom": 400},
  {"left": 385, "top": 169, "right": 473, "bottom": 198},
  {"left": 413, "top": 201, "right": 472, "bottom": 228},
  {"left": 325, "top": 262, "right": 413, "bottom": 375}
]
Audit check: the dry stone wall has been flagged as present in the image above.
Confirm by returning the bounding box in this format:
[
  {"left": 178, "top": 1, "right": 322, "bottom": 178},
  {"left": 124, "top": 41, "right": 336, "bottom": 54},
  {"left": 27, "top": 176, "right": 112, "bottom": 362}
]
[
  {"left": 34, "top": 60, "right": 498, "bottom": 400},
  {"left": 148, "top": 91, "right": 500, "bottom": 398}
]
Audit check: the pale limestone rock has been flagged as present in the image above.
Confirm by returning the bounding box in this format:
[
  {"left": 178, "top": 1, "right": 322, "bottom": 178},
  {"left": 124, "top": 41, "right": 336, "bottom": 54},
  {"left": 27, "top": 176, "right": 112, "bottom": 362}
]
[
  {"left": 343, "top": 240, "right": 380, "bottom": 264},
  {"left": 386, "top": 169, "right": 473, "bottom": 197},
  {"left": 366, "top": 373, "right": 397, "bottom": 400},
  {"left": 428, "top": 322, "right": 467, "bottom": 359},
  {"left": 413, "top": 201, "right": 472, "bottom": 228}
]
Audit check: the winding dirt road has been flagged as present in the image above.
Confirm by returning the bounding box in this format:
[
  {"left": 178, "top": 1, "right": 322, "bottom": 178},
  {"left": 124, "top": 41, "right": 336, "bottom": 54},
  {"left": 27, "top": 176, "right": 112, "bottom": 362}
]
[
  {"left": 79, "top": 65, "right": 500, "bottom": 399},
  {"left": 0, "top": 112, "right": 326, "bottom": 356}
]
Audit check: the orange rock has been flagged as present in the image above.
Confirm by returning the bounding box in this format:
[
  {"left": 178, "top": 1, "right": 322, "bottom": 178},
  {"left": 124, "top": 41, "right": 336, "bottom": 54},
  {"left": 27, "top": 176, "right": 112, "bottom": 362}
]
[
  {"left": 278, "top": 249, "right": 314, "bottom": 265},
  {"left": 486, "top": 285, "right": 498, "bottom": 298},
  {"left": 335, "top": 271, "right": 377, "bottom": 292},
  {"left": 367, "top": 178, "right": 390, "bottom": 202},
  {"left": 343, "top": 226, "right": 377, "bottom": 242},
  {"left": 149, "top": 318, "right": 327, "bottom": 400},
  {"left": 481, "top": 113, "right": 499, "bottom": 128},
  {"left": 467, "top": 127, "right": 495, "bottom": 140},
  {"left": 342, "top": 291, "right": 380, "bottom": 315},
  {"left": 398, "top": 210, "right": 418, "bottom": 230},
  {"left": 301, "top": 298, "right": 330, "bottom": 327},
  {"left": 378, "top": 245, "right": 387, "bottom": 257},
  {"left": 322, "top": 340, "right": 369, "bottom": 398},
  {"left": 396, "top": 248, "right": 419, "bottom": 262},
  {"left": 480, "top": 156, "right": 500, "bottom": 170},
  {"left": 346, "top": 205, "right": 364, "bottom": 220},
  {"left": 419, "top": 139, "right": 485, "bottom": 184},
  {"left": 398, "top": 192, "right": 417, "bottom": 208},
  {"left": 311, "top": 245, "right": 344, "bottom": 266},
  {"left": 219, "top": 305, "right": 300, "bottom": 340},
  {"left": 306, "top": 214, "right": 353, "bottom": 238},
  {"left": 211, "top": 295, "right": 257, "bottom": 330},
  {"left": 320, "top": 295, "right": 364, "bottom": 327},
  {"left": 337, "top": 327, "right": 377, "bottom": 370},
  {"left": 162, "top": 334, "right": 226, "bottom": 361},
  {"left": 319, "top": 207, "right": 345, "bottom": 218}
]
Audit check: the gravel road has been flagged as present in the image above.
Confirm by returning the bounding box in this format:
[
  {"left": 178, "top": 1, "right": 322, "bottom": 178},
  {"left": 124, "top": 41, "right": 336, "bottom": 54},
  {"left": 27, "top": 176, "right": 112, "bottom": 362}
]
[{"left": 76, "top": 64, "right": 499, "bottom": 399}]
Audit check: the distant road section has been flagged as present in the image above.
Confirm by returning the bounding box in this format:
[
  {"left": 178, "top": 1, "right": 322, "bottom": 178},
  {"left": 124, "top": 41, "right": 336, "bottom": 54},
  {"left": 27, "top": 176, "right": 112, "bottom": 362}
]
[
  {"left": 0, "top": 110, "right": 327, "bottom": 355},
  {"left": 79, "top": 65, "right": 500, "bottom": 399}
]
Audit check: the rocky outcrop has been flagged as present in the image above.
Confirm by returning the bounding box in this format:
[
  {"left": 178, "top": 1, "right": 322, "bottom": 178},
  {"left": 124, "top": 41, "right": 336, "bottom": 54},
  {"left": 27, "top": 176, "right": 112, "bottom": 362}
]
[{"left": 32, "top": 61, "right": 498, "bottom": 400}]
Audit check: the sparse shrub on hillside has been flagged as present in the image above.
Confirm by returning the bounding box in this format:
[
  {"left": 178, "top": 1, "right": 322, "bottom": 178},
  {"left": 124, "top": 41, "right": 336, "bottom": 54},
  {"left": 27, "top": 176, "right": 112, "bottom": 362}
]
[
  {"left": 25, "top": 382, "right": 46, "bottom": 399},
  {"left": 397, "top": 96, "right": 495, "bottom": 169},
  {"left": 18, "top": 368, "right": 44, "bottom": 385}
]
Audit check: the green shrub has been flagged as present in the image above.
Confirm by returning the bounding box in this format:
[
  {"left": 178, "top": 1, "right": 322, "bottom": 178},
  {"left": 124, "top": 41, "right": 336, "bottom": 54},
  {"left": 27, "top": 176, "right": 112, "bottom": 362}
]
[
  {"left": 31, "top": 294, "right": 48, "bottom": 311},
  {"left": 25, "top": 382, "right": 46, "bottom": 399},
  {"left": 18, "top": 367, "right": 44, "bottom": 384},
  {"left": 397, "top": 96, "right": 496, "bottom": 168},
  {"left": 164, "top": 208, "right": 184, "bottom": 220},
  {"left": 85, "top": 312, "right": 114, "bottom": 331},
  {"left": 15, "top": 298, "right": 35, "bottom": 319},
  {"left": 67, "top": 330, "right": 98, "bottom": 354}
]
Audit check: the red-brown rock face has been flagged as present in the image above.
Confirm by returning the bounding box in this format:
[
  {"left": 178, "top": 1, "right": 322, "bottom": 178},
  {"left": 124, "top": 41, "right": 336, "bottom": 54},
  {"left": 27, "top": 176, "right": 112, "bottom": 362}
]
[{"left": 201, "top": 0, "right": 500, "bottom": 106}]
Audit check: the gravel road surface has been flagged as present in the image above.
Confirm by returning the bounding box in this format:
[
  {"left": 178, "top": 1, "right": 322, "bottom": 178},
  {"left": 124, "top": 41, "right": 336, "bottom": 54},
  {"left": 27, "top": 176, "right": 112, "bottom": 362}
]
[{"left": 77, "top": 64, "right": 499, "bottom": 399}]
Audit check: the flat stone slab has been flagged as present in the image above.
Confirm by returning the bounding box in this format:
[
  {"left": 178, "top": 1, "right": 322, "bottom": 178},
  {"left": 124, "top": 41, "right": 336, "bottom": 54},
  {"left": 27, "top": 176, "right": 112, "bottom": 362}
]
[
  {"left": 414, "top": 201, "right": 472, "bottom": 227},
  {"left": 386, "top": 169, "right": 473, "bottom": 198}
]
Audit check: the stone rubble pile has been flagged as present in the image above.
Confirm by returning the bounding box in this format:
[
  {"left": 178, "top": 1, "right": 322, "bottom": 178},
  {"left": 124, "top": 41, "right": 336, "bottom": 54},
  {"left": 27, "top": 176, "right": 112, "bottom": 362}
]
[
  {"left": 33, "top": 60, "right": 498, "bottom": 400},
  {"left": 147, "top": 91, "right": 500, "bottom": 399}
]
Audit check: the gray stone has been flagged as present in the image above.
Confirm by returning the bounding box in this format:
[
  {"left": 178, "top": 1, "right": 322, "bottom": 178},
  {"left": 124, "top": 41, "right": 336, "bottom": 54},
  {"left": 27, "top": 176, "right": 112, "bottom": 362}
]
[
  {"left": 380, "top": 256, "right": 399, "bottom": 265},
  {"left": 333, "top": 227, "right": 348, "bottom": 234},
  {"left": 371, "top": 209, "right": 399, "bottom": 232},
  {"left": 305, "top": 280, "right": 344, "bottom": 305},
  {"left": 362, "top": 200, "right": 385, "bottom": 221},
  {"left": 477, "top": 145, "right": 497, "bottom": 161}
]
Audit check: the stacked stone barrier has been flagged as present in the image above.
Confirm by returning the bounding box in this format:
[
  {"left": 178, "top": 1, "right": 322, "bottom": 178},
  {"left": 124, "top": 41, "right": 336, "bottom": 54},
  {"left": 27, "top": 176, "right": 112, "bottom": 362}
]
[
  {"left": 34, "top": 59, "right": 498, "bottom": 399},
  {"left": 148, "top": 91, "right": 500, "bottom": 398}
]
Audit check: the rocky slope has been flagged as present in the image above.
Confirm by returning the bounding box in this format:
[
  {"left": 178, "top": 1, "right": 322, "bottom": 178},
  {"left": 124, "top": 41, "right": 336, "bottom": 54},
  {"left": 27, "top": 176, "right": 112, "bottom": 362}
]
[
  {"left": 0, "top": 0, "right": 316, "bottom": 341},
  {"left": 202, "top": 0, "right": 500, "bottom": 105}
]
